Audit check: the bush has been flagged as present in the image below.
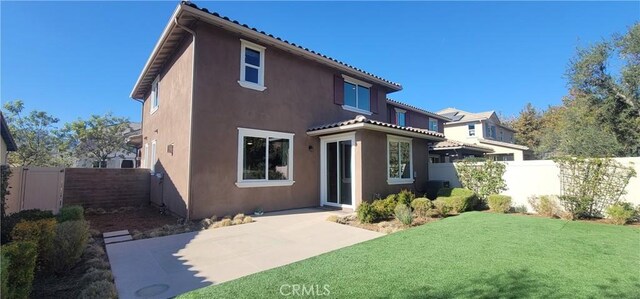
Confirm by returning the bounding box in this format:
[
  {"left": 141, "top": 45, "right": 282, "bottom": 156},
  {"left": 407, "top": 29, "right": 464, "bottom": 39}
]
[
  {"left": 49, "top": 220, "right": 89, "bottom": 274},
  {"left": 528, "top": 195, "right": 560, "bottom": 217},
  {"left": 2, "top": 241, "right": 38, "bottom": 299},
  {"left": 432, "top": 199, "right": 450, "bottom": 217},
  {"left": 411, "top": 198, "right": 433, "bottom": 218},
  {"left": 213, "top": 218, "right": 232, "bottom": 228},
  {"left": 233, "top": 213, "right": 245, "bottom": 221},
  {"left": 394, "top": 204, "right": 413, "bottom": 226},
  {"left": 78, "top": 280, "right": 118, "bottom": 299},
  {"left": 606, "top": 202, "right": 636, "bottom": 225},
  {"left": 242, "top": 216, "right": 254, "bottom": 224},
  {"left": 356, "top": 202, "right": 378, "bottom": 223},
  {"left": 58, "top": 205, "right": 85, "bottom": 222},
  {"left": 438, "top": 188, "right": 478, "bottom": 210},
  {"left": 11, "top": 218, "right": 57, "bottom": 269},
  {"left": 80, "top": 268, "right": 113, "bottom": 285},
  {"left": 511, "top": 205, "right": 528, "bottom": 214},
  {"left": 454, "top": 158, "right": 507, "bottom": 201},
  {"left": 1, "top": 209, "right": 54, "bottom": 244},
  {"left": 397, "top": 189, "right": 415, "bottom": 207},
  {"left": 487, "top": 194, "right": 512, "bottom": 213},
  {"left": 437, "top": 195, "right": 474, "bottom": 214},
  {"left": 371, "top": 194, "right": 398, "bottom": 219},
  {"left": 1, "top": 250, "right": 9, "bottom": 299}
]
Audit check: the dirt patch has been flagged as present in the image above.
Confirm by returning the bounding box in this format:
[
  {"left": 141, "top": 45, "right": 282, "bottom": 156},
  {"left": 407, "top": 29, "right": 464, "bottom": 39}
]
[
  {"left": 329, "top": 214, "right": 441, "bottom": 233},
  {"left": 85, "top": 205, "right": 179, "bottom": 233}
]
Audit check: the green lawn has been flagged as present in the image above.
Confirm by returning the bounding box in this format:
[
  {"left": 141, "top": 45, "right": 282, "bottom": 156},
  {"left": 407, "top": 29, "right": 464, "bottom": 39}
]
[{"left": 180, "top": 212, "right": 640, "bottom": 298}]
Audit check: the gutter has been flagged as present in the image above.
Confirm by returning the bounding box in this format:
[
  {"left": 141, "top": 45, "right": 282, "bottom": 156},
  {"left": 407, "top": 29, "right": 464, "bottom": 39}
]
[{"left": 173, "top": 17, "right": 197, "bottom": 222}]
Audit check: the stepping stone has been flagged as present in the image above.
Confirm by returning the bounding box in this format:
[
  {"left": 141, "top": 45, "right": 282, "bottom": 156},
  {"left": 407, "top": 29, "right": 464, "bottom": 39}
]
[
  {"left": 103, "top": 230, "right": 130, "bottom": 238},
  {"left": 104, "top": 235, "right": 133, "bottom": 244}
]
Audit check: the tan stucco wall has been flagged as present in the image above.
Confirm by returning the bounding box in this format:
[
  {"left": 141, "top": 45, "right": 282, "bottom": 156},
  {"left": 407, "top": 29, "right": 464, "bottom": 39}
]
[
  {"left": 141, "top": 38, "right": 194, "bottom": 217},
  {"left": 358, "top": 130, "right": 430, "bottom": 203},
  {"left": 187, "top": 23, "right": 391, "bottom": 219},
  {"left": 443, "top": 122, "right": 481, "bottom": 141},
  {"left": 1, "top": 139, "right": 7, "bottom": 165}
]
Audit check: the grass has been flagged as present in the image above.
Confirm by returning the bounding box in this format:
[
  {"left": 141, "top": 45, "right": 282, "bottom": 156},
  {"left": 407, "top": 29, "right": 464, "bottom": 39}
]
[{"left": 180, "top": 212, "right": 640, "bottom": 298}]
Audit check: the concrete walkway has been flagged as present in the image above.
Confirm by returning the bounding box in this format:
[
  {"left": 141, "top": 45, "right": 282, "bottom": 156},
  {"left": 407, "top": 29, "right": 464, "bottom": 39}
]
[{"left": 106, "top": 208, "right": 383, "bottom": 298}]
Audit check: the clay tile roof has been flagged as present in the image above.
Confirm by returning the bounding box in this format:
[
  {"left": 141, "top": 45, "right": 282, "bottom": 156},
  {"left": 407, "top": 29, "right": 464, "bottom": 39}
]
[
  {"left": 308, "top": 115, "right": 445, "bottom": 138},
  {"left": 181, "top": 1, "right": 401, "bottom": 88},
  {"left": 386, "top": 98, "right": 450, "bottom": 121},
  {"left": 430, "top": 140, "right": 494, "bottom": 152}
]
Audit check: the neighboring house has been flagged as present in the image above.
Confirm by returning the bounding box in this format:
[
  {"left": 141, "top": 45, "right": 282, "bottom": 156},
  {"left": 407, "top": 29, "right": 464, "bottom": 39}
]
[
  {"left": 435, "top": 108, "right": 531, "bottom": 161},
  {"left": 1, "top": 112, "right": 18, "bottom": 165},
  {"left": 73, "top": 123, "right": 141, "bottom": 168},
  {"left": 129, "top": 2, "right": 446, "bottom": 219}
]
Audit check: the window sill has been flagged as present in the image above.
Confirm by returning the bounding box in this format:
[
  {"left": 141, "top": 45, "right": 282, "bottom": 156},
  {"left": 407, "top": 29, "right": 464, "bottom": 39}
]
[
  {"left": 235, "top": 180, "right": 295, "bottom": 188},
  {"left": 341, "top": 105, "right": 372, "bottom": 115},
  {"left": 387, "top": 178, "right": 414, "bottom": 185},
  {"left": 150, "top": 107, "right": 158, "bottom": 115},
  {"left": 238, "top": 80, "right": 267, "bottom": 91}
]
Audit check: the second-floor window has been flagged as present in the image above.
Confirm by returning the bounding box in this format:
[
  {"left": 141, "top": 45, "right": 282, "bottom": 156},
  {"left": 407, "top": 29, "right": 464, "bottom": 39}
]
[
  {"left": 395, "top": 108, "right": 406, "bottom": 126},
  {"left": 486, "top": 125, "right": 496, "bottom": 139},
  {"left": 499, "top": 131, "right": 504, "bottom": 141},
  {"left": 150, "top": 77, "right": 159, "bottom": 113},
  {"left": 238, "top": 39, "right": 266, "bottom": 91},
  {"left": 343, "top": 76, "right": 371, "bottom": 113},
  {"left": 429, "top": 118, "right": 438, "bottom": 131},
  {"left": 468, "top": 124, "right": 476, "bottom": 136}
]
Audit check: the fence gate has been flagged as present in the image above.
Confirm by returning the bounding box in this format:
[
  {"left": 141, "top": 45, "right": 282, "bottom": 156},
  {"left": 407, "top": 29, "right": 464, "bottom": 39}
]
[{"left": 8, "top": 167, "right": 65, "bottom": 214}]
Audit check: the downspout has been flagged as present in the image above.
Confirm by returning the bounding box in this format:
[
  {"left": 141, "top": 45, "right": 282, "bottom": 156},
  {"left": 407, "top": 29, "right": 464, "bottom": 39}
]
[{"left": 174, "top": 17, "right": 196, "bottom": 221}]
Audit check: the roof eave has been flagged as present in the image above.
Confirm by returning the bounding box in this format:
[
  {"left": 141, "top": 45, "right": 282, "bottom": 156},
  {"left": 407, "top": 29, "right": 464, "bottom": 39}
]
[{"left": 307, "top": 123, "right": 445, "bottom": 141}]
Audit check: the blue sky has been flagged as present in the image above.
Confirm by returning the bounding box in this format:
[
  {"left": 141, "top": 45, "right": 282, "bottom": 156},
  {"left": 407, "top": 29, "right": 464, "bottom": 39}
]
[{"left": 2, "top": 1, "right": 638, "bottom": 124}]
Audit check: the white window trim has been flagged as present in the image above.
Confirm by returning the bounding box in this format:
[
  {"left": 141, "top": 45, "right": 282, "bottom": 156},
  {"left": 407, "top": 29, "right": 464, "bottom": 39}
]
[
  {"left": 150, "top": 140, "right": 157, "bottom": 173},
  {"left": 143, "top": 143, "right": 149, "bottom": 168},
  {"left": 468, "top": 124, "right": 476, "bottom": 137},
  {"left": 150, "top": 76, "right": 159, "bottom": 114},
  {"left": 395, "top": 108, "right": 406, "bottom": 126},
  {"left": 342, "top": 75, "right": 372, "bottom": 114},
  {"left": 238, "top": 39, "right": 266, "bottom": 91},
  {"left": 428, "top": 118, "right": 438, "bottom": 131},
  {"left": 386, "top": 135, "right": 414, "bottom": 185},
  {"left": 236, "top": 127, "right": 294, "bottom": 188}
]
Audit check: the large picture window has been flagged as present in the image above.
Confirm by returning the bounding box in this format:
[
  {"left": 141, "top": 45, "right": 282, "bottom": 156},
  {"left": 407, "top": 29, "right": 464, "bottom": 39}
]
[
  {"left": 237, "top": 128, "right": 294, "bottom": 187},
  {"left": 387, "top": 135, "right": 413, "bottom": 185}
]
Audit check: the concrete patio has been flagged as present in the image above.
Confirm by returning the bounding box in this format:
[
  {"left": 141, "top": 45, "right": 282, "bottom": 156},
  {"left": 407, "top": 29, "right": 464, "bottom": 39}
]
[{"left": 106, "top": 208, "right": 383, "bottom": 298}]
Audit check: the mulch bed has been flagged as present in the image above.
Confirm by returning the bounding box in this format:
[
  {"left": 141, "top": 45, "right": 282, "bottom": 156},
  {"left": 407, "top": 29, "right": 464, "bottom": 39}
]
[{"left": 85, "top": 205, "right": 180, "bottom": 233}]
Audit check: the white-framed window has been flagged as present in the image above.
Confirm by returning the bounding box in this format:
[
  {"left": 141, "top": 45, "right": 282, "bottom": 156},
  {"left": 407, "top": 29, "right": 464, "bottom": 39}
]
[
  {"left": 150, "top": 77, "right": 159, "bottom": 113},
  {"left": 491, "top": 126, "right": 497, "bottom": 139},
  {"left": 236, "top": 128, "right": 294, "bottom": 188},
  {"left": 499, "top": 130, "right": 504, "bottom": 141},
  {"left": 468, "top": 124, "right": 476, "bottom": 136},
  {"left": 150, "top": 140, "right": 157, "bottom": 173},
  {"left": 387, "top": 135, "right": 413, "bottom": 185},
  {"left": 429, "top": 118, "right": 438, "bottom": 131},
  {"left": 238, "top": 39, "right": 266, "bottom": 91},
  {"left": 395, "top": 108, "right": 406, "bottom": 126},
  {"left": 342, "top": 75, "right": 372, "bottom": 115},
  {"left": 143, "top": 143, "right": 149, "bottom": 168}
]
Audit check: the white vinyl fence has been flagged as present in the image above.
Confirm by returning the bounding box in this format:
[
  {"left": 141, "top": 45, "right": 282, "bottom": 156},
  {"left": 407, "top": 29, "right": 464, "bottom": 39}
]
[{"left": 429, "top": 158, "right": 640, "bottom": 211}]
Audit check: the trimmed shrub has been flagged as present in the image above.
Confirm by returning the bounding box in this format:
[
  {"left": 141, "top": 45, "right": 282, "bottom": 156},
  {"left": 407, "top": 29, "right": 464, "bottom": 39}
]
[
  {"left": 511, "top": 205, "right": 528, "bottom": 214},
  {"left": 232, "top": 218, "right": 243, "bottom": 225},
  {"left": 394, "top": 204, "right": 413, "bottom": 226},
  {"left": 58, "top": 205, "right": 84, "bottom": 223},
  {"left": 49, "top": 220, "right": 89, "bottom": 274},
  {"left": 213, "top": 218, "right": 232, "bottom": 228},
  {"left": 242, "top": 216, "right": 254, "bottom": 224},
  {"left": 371, "top": 195, "right": 398, "bottom": 219},
  {"left": 356, "top": 202, "right": 378, "bottom": 223},
  {"left": 487, "top": 194, "right": 512, "bottom": 213},
  {"left": 397, "top": 189, "right": 415, "bottom": 207},
  {"left": 432, "top": 199, "right": 450, "bottom": 217},
  {"left": 11, "top": 218, "right": 57, "bottom": 269},
  {"left": 1, "top": 250, "right": 9, "bottom": 299},
  {"left": 438, "top": 188, "right": 478, "bottom": 210},
  {"left": 528, "top": 195, "right": 560, "bottom": 217},
  {"left": 233, "top": 213, "right": 245, "bottom": 221},
  {"left": 411, "top": 198, "right": 433, "bottom": 218},
  {"left": 326, "top": 215, "right": 339, "bottom": 222},
  {"left": 81, "top": 268, "right": 113, "bottom": 285},
  {"left": 1, "top": 209, "right": 54, "bottom": 244},
  {"left": 606, "top": 202, "right": 636, "bottom": 225},
  {"left": 436, "top": 196, "right": 473, "bottom": 214},
  {"left": 78, "top": 280, "right": 118, "bottom": 299},
  {"left": 2, "top": 241, "right": 38, "bottom": 299}
]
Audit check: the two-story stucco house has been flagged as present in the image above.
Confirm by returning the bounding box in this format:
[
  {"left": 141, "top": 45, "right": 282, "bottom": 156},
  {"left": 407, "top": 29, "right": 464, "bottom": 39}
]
[
  {"left": 130, "top": 2, "right": 448, "bottom": 219},
  {"left": 434, "top": 108, "right": 530, "bottom": 161}
]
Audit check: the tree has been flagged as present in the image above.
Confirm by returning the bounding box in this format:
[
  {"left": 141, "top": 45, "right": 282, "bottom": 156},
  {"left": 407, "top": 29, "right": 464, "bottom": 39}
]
[
  {"left": 2, "top": 100, "right": 70, "bottom": 166},
  {"left": 61, "top": 113, "right": 133, "bottom": 167},
  {"left": 511, "top": 103, "right": 542, "bottom": 156},
  {"left": 565, "top": 23, "right": 640, "bottom": 156}
]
